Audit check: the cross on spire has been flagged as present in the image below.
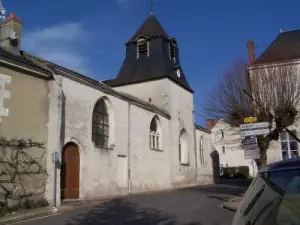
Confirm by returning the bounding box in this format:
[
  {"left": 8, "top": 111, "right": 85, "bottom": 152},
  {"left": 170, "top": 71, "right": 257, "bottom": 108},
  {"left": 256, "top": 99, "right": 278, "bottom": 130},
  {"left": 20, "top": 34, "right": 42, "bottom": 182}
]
[{"left": 149, "top": 0, "right": 154, "bottom": 14}]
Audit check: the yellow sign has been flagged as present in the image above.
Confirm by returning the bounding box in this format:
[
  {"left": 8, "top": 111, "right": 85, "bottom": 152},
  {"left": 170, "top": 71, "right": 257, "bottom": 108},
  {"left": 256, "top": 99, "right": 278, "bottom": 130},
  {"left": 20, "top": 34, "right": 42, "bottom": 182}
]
[{"left": 244, "top": 117, "right": 257, "bottom": 123}]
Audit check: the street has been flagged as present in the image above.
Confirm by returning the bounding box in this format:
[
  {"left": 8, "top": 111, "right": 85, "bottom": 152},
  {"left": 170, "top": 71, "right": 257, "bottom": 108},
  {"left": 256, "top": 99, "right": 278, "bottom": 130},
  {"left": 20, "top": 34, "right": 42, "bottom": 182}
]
[{"left": 20, "top": 183, "right": 247, "bottom": 225}]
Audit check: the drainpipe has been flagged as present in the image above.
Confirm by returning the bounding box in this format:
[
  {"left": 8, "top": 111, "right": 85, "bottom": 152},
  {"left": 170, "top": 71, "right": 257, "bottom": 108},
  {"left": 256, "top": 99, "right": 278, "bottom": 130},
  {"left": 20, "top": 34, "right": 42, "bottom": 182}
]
[
  {"left": 127, "top": 102, "right": 131, "bottom": 194},
  {"left": 192, "top": 111, "right": 198, "bottom": 183},
  {"left": 53, "top": 161, "right": 57, "bottom": 207}
]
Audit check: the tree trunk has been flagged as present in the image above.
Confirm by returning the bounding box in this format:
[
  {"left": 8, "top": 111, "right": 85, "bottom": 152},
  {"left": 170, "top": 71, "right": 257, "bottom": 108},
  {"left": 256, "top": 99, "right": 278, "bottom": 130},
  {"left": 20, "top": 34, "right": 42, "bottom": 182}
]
[{"left": 255, "top": 145, "right": 268, "bottom": 171}]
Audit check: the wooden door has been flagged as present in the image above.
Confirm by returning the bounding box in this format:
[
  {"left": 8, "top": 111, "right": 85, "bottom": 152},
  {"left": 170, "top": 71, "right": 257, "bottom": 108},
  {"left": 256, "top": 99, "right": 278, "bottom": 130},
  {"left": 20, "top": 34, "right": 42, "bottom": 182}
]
[{"left": 61, "top": 143, "right": 80, "bottom": 199}]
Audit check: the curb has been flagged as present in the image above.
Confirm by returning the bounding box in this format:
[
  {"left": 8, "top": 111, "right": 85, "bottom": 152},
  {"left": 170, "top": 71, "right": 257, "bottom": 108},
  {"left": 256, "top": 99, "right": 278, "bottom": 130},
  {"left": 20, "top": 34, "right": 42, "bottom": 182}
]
[
  {"left": 57, "top": 183, "right": 216, "bottom": 213},
  {"left": 58, "top": 183, "right": 216, "bottom": 212},
  {"left": 0, "top": 206, "right": 58, "bottom": 225}
]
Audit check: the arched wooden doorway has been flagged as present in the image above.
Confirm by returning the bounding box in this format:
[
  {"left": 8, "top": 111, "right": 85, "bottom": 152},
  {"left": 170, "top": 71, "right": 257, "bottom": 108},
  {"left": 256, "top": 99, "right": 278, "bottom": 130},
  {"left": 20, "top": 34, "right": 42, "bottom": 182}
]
[{"left": 61, "top": 143, "right": 80, "bottom": 199}]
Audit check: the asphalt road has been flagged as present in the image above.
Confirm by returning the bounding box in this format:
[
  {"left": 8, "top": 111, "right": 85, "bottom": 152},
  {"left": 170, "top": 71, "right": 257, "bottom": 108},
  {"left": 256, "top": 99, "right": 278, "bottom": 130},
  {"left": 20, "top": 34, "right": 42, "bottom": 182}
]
[{"left": 21, "top": 184, "right": 247, "bottom": 225}]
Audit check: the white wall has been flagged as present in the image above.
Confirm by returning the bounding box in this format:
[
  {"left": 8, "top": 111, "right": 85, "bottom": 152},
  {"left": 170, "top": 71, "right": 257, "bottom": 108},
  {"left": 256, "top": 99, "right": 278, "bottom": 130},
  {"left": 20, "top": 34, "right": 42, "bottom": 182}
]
[
  {"left": 114, "top": 79, "right": 170, "bottom": 111},
  {"left": 46, "top": 75, "right": 214, "bottom": 206},
  {"left": 211, "top": 119, "right": 256, "bottom": 177},
  {"left": 195, "top": 128, "right": 214, "bottom": 184},
  {"left": 115, "top": 78, "right": 214, "bottom": 186}
]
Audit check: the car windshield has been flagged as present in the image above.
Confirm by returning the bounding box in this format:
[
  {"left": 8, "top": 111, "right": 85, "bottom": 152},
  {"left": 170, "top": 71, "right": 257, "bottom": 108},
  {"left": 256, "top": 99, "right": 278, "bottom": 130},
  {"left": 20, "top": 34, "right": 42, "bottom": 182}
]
[
  {"left": 264, "top": 169, "right": 300, "bottom": 225},
  {"left": 244, "top": 168, "right": 300, "bottom": 225}
]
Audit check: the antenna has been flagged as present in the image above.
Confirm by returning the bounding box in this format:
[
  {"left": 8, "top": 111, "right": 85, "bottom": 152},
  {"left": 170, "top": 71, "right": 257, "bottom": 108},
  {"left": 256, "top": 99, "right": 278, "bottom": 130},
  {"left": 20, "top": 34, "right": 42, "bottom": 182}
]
[{"left": 0, "top": 0, "right": 6, "bottom": 20}]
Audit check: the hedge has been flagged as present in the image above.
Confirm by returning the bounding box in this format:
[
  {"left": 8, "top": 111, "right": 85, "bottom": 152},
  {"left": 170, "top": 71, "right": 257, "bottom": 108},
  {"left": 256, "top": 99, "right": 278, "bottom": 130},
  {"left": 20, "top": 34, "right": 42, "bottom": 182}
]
[{"left": 220, "top": 166, "right": 249, "bottom": 178}]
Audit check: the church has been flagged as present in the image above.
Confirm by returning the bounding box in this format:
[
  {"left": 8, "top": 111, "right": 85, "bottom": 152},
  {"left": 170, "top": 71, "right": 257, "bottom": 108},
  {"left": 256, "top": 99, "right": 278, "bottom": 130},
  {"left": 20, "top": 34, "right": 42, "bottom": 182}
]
[{"left": 0, "top": 11, "right": 214, "bottom": 207}]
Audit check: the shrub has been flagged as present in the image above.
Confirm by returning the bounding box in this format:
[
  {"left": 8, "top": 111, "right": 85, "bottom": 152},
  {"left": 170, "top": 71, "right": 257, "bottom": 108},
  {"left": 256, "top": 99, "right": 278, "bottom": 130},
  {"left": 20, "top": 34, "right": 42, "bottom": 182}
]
[
  {"left": 236, "top": 166, "right": 250, "bottom": 178},
  {"left": 221, "top": 166, "right": 250, "bottom": 178}
]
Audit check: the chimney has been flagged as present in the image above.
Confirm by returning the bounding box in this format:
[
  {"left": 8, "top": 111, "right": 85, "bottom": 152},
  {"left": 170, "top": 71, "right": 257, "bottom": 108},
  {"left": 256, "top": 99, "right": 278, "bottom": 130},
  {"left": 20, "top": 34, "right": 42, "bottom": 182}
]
[
  {"left": 247, "top": 40, "right": 255, "bottom": 64},
  {"left": 0, "top": 12, "right": 22, "bottom": 54},
  {"left": 206, "top": 119, "right": 215, "bottom": 131}
]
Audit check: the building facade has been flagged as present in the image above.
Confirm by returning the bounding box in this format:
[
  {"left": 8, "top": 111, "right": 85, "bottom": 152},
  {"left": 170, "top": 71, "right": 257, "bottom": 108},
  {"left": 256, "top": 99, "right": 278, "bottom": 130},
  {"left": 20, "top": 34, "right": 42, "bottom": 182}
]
[
  {"left": 0, "top": 12, "right": 214, "bottom": 207},
  {"left": 0, "top": 13, "right": 53, "bottom": 206}
]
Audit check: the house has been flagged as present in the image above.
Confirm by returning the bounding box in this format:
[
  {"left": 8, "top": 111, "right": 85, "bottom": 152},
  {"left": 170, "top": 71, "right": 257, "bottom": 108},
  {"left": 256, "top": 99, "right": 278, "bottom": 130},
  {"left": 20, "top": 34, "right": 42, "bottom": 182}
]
[
  {"left": 247, "top": 31, "right": 300, "bottom": 163},
  {"left": 0, "top": 13, "right": 53, "bottom": 206},
  {"left": 0, "top": 12, "right": 214, "bottom": 207},
  {"left": 210, "top": 31, "right": 300, "bottom": 177},
  {"left": 210, "top": 119, "right": 258, "bottom": 177}
]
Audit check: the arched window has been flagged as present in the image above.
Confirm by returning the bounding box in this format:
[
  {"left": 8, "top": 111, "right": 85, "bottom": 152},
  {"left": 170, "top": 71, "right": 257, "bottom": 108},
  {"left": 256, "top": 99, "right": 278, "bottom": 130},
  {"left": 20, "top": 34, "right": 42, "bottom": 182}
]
[
  {"left": 179, "top": 130, "right": 189, "bottom": 165},
  {"left": 200, "top": 136, "right": 205, "bottom": 165},
  {"left": 149, "top": 116, "right": 162, "bottom": 150},
  {"left": 92, "top": 98, "right": 109, "bottom": 148}
]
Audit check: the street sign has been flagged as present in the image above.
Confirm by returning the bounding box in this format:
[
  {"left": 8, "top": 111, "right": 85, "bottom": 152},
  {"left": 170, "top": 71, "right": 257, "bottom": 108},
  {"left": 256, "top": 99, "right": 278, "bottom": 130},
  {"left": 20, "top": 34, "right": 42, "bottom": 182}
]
[
  {"left": 240, "top": 122, "right": 269, "bottom": 130},
  {"left": 242, "top": 135, "right": 257, "bottom": 145},
  {"left": 242, "top": 136, "right": 258, "bottom": 149},
  {"left": 52, "top": 152, "right": 60, "bottom": 163},
  {"left": 241, "top": 128, "right": 270, "bottom": 137},
  {"left": 244, "top": 117, "right": 257, "bottom": 123},
  {"left": 244, "top": 144, "right": 258, "bottom": 150},
  {"left": 244, "top": 148, "right": 260, "bottom": 160}
]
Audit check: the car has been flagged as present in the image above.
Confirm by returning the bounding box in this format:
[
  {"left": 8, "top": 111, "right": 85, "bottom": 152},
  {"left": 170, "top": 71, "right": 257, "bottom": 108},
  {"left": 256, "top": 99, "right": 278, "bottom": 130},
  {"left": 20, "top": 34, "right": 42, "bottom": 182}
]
[{"left": 231, "top": 157, "right": 300, "bottom": 225}]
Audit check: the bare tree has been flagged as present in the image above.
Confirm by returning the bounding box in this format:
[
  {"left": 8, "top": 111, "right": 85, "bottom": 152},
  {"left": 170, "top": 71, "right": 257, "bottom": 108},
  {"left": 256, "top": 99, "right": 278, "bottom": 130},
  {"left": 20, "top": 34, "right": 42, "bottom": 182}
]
[
  {"left": 0, "top": 137, "right": 48, "bottom": 211},
  {"left": 204, "top": 58, "right": 300, "bottom": 169}
]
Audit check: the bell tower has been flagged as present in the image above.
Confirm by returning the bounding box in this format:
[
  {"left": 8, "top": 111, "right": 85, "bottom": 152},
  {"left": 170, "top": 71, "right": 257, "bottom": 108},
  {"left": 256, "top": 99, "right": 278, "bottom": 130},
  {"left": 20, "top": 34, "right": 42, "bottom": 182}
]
[{"left": 103, "top": 13, "right": 193, "bottom": 94}]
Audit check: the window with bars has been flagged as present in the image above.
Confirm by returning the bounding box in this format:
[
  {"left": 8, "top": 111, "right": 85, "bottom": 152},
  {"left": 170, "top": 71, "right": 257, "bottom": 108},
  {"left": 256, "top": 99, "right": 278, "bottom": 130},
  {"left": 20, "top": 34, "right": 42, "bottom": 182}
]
[
  {"left": 280, "top": 130, "right": 299, "bottom": 160},
  {"left": 92, "top": 99, "right": 109, "bottom": 148},
  {"left": 169, "top": 42, "right": 177, "bottom": 62},
  {"left": 137, "top": 38, "right": 149, "bottom": 58}
]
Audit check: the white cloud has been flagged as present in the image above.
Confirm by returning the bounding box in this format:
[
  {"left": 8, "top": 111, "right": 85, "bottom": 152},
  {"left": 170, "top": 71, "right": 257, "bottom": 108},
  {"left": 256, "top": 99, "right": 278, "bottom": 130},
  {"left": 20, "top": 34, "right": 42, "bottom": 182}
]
[{"left": 22, "top": 22, "right": 92, "bottom": 75}]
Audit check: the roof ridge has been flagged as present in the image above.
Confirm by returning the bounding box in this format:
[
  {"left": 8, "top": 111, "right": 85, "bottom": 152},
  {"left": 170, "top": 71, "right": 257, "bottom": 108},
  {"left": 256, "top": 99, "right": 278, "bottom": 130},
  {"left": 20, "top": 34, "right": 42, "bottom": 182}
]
[{"left": 279, "top": 28, "right": 300, "bottom": 34}]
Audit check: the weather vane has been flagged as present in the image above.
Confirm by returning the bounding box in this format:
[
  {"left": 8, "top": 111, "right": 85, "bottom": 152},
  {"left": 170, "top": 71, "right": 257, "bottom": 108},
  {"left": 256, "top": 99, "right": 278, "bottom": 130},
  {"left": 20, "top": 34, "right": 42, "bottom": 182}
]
[{"left": 149, "top": 0, "right": 154, "bottom": 14}]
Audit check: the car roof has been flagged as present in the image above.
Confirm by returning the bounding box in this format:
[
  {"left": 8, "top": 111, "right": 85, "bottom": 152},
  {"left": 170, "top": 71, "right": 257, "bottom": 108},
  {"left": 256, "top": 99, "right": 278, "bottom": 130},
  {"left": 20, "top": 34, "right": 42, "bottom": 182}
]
[{"left": 259, "top": 157, "right": 300, "bottom": 173}]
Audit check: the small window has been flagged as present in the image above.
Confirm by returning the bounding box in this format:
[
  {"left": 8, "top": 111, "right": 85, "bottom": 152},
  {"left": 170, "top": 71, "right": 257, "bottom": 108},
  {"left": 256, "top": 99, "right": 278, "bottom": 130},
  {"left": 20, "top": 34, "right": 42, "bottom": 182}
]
[
  {"left": 222, "top": 146, "right": 226, "bottom": 154},
  {"left": 169, "top": 42, "right": 177, "bottom": 62},
  {"left": 280, "top": 130, "right": 299, "bottom": 160},
  {"left": 137, "top": 38, "right": 149, "bottom": 58},
  {"left": 221, "top": 130, "right": 224, "bottom": 138}
]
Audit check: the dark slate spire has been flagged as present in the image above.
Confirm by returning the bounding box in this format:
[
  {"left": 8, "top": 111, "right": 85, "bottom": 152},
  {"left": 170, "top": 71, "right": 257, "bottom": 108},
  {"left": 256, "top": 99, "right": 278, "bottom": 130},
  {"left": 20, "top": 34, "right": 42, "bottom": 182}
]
[
  {"left": 126, "top": 13, "right": 169, "bottom": 45},
  {"left": 103, "top": 13, "right": 193, "bottom": 93}
]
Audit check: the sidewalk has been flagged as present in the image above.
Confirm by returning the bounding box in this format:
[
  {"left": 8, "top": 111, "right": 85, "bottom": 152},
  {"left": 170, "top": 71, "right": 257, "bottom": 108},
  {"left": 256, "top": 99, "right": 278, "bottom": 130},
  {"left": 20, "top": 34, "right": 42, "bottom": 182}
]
[
  {"left": 222, "top": 196, "right": 243, "bottom": 212},
  {"left": 0, "top": 206, "right": 58, "bottom": 225}
]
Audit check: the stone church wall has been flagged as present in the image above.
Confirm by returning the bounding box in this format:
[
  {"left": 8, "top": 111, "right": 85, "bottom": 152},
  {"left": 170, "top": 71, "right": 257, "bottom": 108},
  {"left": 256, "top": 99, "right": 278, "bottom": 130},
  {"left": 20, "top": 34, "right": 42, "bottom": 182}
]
[{"left": 45, "top": 75, "right": 214, "bottom": 206}]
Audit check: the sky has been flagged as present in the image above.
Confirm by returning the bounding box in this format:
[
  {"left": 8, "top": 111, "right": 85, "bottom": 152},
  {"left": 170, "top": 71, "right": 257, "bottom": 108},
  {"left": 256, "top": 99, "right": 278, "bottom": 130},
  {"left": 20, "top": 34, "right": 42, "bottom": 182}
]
[{"left": 3, "top": 0, "right": 300, "bottom": 127}]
